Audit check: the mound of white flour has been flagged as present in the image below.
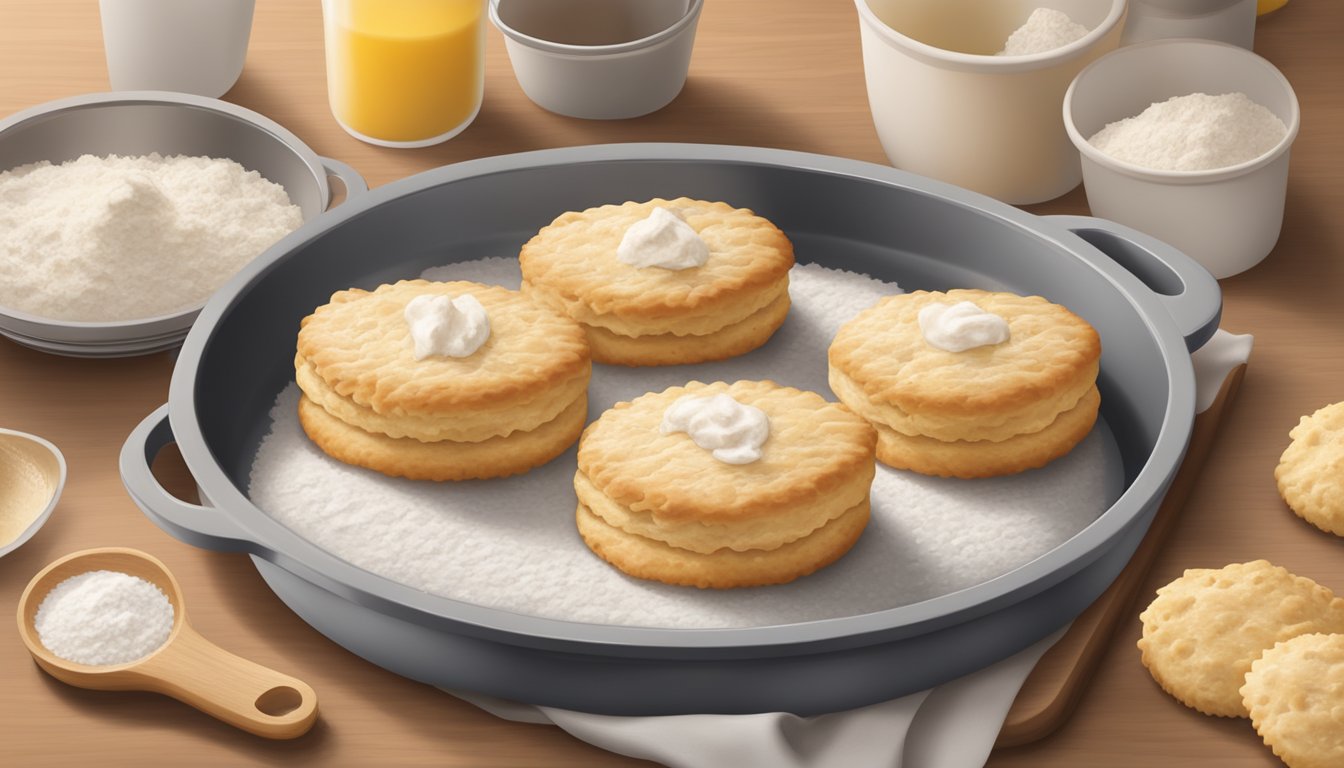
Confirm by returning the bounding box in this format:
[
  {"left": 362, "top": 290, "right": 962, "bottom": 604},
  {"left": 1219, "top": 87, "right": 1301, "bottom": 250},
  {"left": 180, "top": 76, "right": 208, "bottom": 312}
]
[
  {"left": 999, "top": 8, "right": 1089, "bottom": 56},
  {"left": 1088, "top": 92, "right": 1287, "bottom": 172},
  {"left": 247, "top": 258, "right": 1120, "bottom": 629},
  {"left": 35, "top": 570, "right": 174, "bottom": 666},
  {"left": 0, "top": 153, "right": 302, "bottom": 321}
]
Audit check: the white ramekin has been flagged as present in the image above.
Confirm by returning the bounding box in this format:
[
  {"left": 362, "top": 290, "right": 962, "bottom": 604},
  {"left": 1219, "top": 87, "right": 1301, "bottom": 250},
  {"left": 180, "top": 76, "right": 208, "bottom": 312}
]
[
  {"left": 491, "top": 0, "right": 703, "bottom": 120},
  {"left": 1122, "top": 0, "right": 1257, "bottom": 48},
  {"left": 853, "top": 0, "right": 1127, "bottom": 205},
  {"left": 1064, "top": 38, "right": 1299, "bottom": 279}
]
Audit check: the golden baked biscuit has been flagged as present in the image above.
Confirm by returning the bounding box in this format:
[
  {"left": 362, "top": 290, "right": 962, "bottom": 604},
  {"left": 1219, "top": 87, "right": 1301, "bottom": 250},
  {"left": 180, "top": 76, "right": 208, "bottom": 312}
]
[
  {"left": 575, "top": 380, "right": 877, "bottom": 588},
  {"left": 519, "top": 198, "right": 794, "bottom": 366},
  {"left": 828, "top": 288, "right": 1100, "bottom": 478},
  {"left": 296, "top": 279, "right": 590, "bottom": 480},
  {"left": 1137, "top": 561, "right": 1344, "bottom": 718},
  {"left": 1275, "top": 401, "right": 1344, "bottom": 537},
  {"left": 1241, "top": 633, "right": 1344, "bottom": 768}
]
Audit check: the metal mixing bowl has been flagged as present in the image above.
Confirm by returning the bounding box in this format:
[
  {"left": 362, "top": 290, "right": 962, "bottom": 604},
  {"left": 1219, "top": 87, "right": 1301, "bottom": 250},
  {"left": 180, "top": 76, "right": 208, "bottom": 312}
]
[{"left": 0, "top": 91, "right": 366, "bottom": 356}]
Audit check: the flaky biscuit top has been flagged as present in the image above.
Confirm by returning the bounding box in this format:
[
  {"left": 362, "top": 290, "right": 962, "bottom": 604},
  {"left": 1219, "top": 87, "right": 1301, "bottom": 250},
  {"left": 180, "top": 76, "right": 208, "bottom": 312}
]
[
  {"left": 828, "top": 289, "right": 1101, "bottom": 425},
  {"left": 519, "top": 198, "right": 794, "bottom": 332},
  {"left": 297, "top": 280, "right": 591, "bottom": 417},
  {"left": 577, "top": 380, "right": 876, "bottom": 525}
]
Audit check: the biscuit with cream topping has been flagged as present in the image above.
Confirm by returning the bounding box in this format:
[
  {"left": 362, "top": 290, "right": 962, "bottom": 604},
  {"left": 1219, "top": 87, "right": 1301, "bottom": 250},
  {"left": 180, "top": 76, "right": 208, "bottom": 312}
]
[
  {"left": 828, "top": 288, "right": 1100, "bottom": 478},
  {"left": 519, "top": 198, "right": 794, "bottom": 366},
  {"left": 574, "top": 380, "right": 877, "bottom": 588},
  {"left": 296, "top": 279, "right": 590, "bottom": 480}
]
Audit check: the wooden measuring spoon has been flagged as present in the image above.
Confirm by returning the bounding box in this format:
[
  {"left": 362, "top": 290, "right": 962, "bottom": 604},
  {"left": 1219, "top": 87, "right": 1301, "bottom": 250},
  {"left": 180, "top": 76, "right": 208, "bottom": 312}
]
[{"left": 16, "top": 547, "right": 318, "bottom": 739}]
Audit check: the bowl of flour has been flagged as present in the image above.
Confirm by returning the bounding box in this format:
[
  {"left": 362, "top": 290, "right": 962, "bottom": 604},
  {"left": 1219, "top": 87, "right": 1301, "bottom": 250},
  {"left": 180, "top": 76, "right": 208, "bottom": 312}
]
[
  {"left": 1064, "top": 38, "right": 1300, "bottom": 279},
  {"left": 853, "top": 0, "right": 1127, "bottom": 205},
  {"left": 0, "top": 91, "right": 366, "bottom": 356}
]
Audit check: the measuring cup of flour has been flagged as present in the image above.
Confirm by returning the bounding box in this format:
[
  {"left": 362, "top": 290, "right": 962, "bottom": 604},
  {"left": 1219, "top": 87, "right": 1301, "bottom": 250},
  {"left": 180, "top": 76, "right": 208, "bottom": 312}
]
[
  {"left": 853, "top": 0, "right": 1126, "bottom": 205},
  {"left": 99, "top": 0, "right": 255, "bottom": 97},
  {"left": 1064, "top": 38, "right": 1299, "bottom": 278}
]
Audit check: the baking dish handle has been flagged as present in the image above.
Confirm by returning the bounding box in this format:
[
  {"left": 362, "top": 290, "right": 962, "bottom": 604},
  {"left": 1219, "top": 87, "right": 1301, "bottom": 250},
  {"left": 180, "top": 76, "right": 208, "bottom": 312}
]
[
  {"left": 1046, "top": 215, "right": 1222, "bottom": 352},
  {"left": 319, "top": 156, "right": 368, "bottom": 208},
  {"left": 120, "top": 404, "right": 257, "bottom": 553}
]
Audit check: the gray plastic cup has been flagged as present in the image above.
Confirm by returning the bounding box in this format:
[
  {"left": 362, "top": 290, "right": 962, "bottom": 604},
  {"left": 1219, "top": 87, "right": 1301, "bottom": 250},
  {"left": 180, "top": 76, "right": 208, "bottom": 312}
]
[
  {"left": 1122, "top": 0, "right": 1257, "bottom": 49},
  {"left": 490, "top": 0, "right": 703, "bottom": 120},
  {"left": 1064, "top": 38, "right": 1300, "bottom": 279}
]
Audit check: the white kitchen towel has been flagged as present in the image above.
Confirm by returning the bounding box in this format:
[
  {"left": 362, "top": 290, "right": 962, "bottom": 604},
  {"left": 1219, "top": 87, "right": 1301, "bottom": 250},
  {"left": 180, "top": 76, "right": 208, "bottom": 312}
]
[
  {"left": 452, "top": 627, "right": 1062, "bottom": 768},
  {"left": 450, "top": 330, "right": 1252, "bottom": 768}
]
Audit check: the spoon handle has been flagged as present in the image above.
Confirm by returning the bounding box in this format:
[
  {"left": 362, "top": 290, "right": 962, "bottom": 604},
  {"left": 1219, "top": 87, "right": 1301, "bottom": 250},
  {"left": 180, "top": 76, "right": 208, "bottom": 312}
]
[{"left": 137, "top": 625, "right": 318, "bottom": 739}]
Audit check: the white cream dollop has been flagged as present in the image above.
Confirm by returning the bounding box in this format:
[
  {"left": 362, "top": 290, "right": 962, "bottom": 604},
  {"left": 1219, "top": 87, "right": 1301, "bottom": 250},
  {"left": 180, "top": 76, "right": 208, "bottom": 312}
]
[
  {"left": 616, "top": 207, "right": 710, "bottom": 270},
  {"left": 404, "top": 293, "right": 490, "bottom": 359},
  {"left": 660, "top": 393, "right": 770, "bottom": 465},
  {"left": 917, "top": 301, "right": 1010, "bottom": 352}
]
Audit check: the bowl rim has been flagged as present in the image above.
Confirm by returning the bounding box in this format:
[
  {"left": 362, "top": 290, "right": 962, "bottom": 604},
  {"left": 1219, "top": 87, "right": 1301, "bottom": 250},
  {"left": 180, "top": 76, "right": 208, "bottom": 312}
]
[
  {"left": 489, "top": 0, "right": 704, "bottom": 56},
  {"left": 0, "top": 428, "right": 67, "bottom": 559},
  {"left": 160, "top": 143, "right": 1203, "bottom": 655},
  {"left": 0, "top": 90, "right": 333, "bottom": 337},
  {"left": 1063, "top": 37, "right": 1302, "bottom": 184},
  {"left": 853, "top": 0, "right": 1128, "bottom": 73}
]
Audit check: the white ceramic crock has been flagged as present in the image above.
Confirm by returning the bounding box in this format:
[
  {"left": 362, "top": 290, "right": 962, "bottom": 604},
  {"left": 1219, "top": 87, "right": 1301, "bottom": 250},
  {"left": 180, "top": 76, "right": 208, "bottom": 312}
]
[
  {"left": 99, "top": 0, "right": 255, "bottom": 98},
  {"left": 1064, "top": 38, "right": 1299, "bottom": 279},
  {"left": 854, "top": 0, "right": 1127, "bottom": 205},
  {"left": 491, "top": 0, "right": 703, "bottom": 120},
  {"left": 1122, "top": 0, "right": 1256, "bottom": 48}
]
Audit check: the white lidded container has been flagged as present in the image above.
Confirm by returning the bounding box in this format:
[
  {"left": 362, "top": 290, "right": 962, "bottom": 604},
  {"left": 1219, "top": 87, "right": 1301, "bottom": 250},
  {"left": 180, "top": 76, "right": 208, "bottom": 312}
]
[
  {"left": 853, "top": 0, "right": 1127, "bottom": 205},
  {"left": 1064, "top": 38, "right": 1299, "bottom": 279},
  {"left": 490, "top": 0, "right": 703, "bottom": 120},
  {"left": 1122, "top": 0, "right": 1256, "bottom": 48}
]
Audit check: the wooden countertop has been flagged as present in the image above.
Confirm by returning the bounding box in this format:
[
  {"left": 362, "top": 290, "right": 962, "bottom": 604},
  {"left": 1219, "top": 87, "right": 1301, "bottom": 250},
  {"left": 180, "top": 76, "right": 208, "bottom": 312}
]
[{"left": 0, "top": 0, "right": 1340, "bottom": 765}]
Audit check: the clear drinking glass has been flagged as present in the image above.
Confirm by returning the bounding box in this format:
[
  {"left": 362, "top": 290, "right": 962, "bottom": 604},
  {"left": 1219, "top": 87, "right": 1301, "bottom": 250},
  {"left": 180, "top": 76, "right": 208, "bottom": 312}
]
[{"left": 321, "top": 0, "right": 487, "bottom": 147}]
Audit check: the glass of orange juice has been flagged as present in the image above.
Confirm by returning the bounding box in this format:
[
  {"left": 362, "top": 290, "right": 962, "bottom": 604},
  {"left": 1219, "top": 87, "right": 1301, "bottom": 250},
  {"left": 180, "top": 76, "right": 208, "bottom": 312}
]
[{"left": 321, "top": 0, "right": 486, "bottom": 147}]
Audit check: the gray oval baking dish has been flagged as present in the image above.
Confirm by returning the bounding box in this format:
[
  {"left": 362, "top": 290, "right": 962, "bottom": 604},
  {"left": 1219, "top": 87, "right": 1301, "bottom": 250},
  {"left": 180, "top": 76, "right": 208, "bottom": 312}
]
[
  {"left": 120, "top": 143, "right": 1220, "bottom": 716},
  {"left": 0, "top": 91, "right": 367, "bottom": 356}
]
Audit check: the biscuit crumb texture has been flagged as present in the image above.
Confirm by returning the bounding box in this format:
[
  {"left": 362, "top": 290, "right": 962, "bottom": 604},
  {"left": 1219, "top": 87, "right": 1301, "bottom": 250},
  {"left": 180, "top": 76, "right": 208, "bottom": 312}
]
[
  {"left": 1276, "top": 401, "right": 1344, "bottom": 537},
  {"left": 1137, "top": 561, "right": 1344, "bottom": 718},
  {"left": 1241, "top": 633, "right": 1344, "bottom": 768}
]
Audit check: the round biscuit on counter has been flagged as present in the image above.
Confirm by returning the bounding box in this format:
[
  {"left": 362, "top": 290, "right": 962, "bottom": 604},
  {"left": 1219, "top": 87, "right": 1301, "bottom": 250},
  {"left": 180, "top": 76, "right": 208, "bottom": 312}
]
[
  {"left": 519, "top": 198, "right": 794, "bottom": 366},
  {"left": 1275, "top": 401, "right": 1344, "bottom": 538},
  {"left": 1241, "top": 632, "right": 1344, "bottom": 768},
  {"left": 1137, "top": 561, "right": 1344, "bottom": 718},
  {"left": 574, "top": 380, "right": 877, "bottom": 588}
]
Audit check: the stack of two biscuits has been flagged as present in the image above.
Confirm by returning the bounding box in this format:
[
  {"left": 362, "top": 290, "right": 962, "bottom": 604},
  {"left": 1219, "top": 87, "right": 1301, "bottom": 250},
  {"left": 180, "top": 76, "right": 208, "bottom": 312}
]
[
  {"left": 519, "top": 198, "right": 795, "bottom": 366},
  {"left": 295, "top": 280, "right": 591, "bottom": 481},
  {"left": 574, "top": 381, "right": 878, "bottom": 589},
  {"left": 828, "top": 289, "right": 1101, "bottom": 479}
]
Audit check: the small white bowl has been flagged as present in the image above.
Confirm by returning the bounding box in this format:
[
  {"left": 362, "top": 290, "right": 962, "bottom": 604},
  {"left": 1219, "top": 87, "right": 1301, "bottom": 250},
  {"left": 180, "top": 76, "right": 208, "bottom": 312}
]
[
  {"left": 0, "top": 428, "right": 66, "bottom": 558},
  {"left": 490, "top": 0, "right": 703, "bottom": 120},
  {"left": 1064, "top": 38, "right": 1299, "bottom": 279}
]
